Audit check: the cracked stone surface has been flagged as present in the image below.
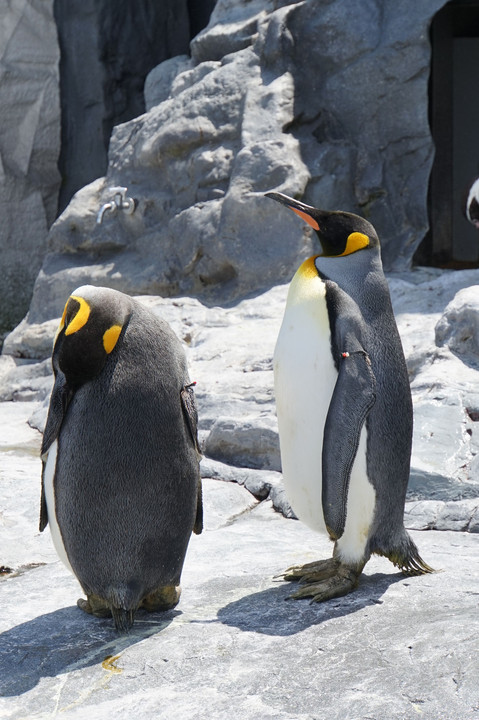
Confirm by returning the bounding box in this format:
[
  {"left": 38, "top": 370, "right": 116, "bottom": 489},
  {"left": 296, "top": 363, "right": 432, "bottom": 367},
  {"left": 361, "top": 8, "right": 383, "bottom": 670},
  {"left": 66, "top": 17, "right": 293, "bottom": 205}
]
[
  {"left": 2, "top": 266, "right": 479, "bottom": 717},
  {"left": 1, "top": 399, "right": 479, "bottom": 719}
]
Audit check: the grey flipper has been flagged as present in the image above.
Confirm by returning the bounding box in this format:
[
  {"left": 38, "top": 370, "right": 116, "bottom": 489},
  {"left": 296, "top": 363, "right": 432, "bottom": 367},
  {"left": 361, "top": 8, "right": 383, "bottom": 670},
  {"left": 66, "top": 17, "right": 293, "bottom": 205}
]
[
  {"left": 180, "top": 382, "right": 203, "bottom": 535},
  {"left": 322, "top": 348, "right": 376, "bottom": 540},
  {"left": 180, "top": 382, "right": 200, "bottom": 452},
  {"left": 39, "top": 371, "right": 73, "bottom": 532}
]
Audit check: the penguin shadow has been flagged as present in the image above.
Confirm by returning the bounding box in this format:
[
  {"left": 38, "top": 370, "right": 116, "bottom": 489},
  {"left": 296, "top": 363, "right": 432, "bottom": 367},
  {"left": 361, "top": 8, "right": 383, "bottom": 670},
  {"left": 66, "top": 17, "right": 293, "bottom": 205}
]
[
  {"left": 0, "top": 604, "right": 179, "bottom": 697},
  {"left": 217, "top": 571, "right": 406, "bottom": 636}
]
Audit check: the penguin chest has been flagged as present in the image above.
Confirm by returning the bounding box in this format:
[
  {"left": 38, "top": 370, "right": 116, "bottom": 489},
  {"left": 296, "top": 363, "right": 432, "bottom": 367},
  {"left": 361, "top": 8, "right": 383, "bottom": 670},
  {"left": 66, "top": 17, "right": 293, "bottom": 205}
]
[
  {"left": 43, "top": 440, "right": 75, "bottom": 574},
  {"left": 273, "top": 265, "right": 337, "bottom": 533}
]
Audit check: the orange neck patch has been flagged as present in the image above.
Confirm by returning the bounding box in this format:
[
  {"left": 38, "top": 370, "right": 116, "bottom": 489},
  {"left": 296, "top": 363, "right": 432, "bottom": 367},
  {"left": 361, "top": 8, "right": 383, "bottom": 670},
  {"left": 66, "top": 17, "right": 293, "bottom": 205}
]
[{"left": 297, "top": 255, "right": 320, "bottom": 279}]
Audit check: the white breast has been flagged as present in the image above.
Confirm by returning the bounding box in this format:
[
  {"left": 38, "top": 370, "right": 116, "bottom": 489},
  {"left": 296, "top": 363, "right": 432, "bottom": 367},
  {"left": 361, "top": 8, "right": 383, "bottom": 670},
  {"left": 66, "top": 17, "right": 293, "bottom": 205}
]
[
  {"left": 273, "top": 261, "right": 336, "bottom": 534},
  {"left": 273, "top": 258, "right": 376, "bottom": 562},
  {"left": 43, "top": 440, "right": 75, "bottom": 574}
]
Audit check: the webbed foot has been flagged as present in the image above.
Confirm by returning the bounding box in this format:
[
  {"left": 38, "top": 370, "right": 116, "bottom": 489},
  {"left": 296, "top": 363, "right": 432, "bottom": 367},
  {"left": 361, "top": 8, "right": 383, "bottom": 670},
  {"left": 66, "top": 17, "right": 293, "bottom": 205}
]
[
  {"left": 281, "top": 558, "right": 363, "bottom": 603},
  {"left": 141, "top": 584, "right": 181, "bottom": 612},
  {"left": 77, "top": 594, "right": 111, "bottom": 618}
]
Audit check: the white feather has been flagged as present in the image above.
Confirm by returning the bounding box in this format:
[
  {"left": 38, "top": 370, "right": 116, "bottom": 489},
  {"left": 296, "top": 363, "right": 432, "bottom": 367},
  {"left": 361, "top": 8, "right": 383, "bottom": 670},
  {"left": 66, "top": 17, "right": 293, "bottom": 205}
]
[
  {"left": 274, "top": 258, "right": 376, "bottom": 561},
  {"left": 43, "top": 440, "right": 75, "bottom": 574}
]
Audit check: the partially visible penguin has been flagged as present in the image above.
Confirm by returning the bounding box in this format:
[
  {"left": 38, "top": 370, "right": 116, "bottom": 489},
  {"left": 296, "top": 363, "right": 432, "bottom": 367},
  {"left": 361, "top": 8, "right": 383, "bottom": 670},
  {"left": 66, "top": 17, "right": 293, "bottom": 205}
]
[
  {"left": 265, "top": 191, "right": 432, "bottom": 602},
  {"left": 40, "top": 285, "right": 202, "bottom": 631},
  {"left": 465, "top": 177, "right": 479, "bottom": 228}
]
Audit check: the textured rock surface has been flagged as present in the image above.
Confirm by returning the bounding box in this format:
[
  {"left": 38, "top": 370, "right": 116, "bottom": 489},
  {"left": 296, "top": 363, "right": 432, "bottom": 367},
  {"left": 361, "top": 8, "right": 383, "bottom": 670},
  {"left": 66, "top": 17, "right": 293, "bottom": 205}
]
[
  {"left": 53, "top": 0, "right": 196, "bottom": 212},
  {"left": 1, "top": 400, "right": 479, "bottom": 719},
  {"left": 4, "top": 267, "right": 479, "bottom": 514},
  {"left": 0, "top": 0, "right": 60, "bottom": 342},
  {"left": 435, "top": 285, "right": 479, "bottom": 363},
  {"left": 3, "top": 268, "right": 479, "bottom": 716},
  {"left": 19, "top": 0, "right": 450, "bottom": 327}
]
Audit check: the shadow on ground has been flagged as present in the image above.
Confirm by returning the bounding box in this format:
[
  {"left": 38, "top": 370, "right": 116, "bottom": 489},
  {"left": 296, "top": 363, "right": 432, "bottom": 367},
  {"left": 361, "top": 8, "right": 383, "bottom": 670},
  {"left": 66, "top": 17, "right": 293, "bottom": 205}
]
[
  {"left": 217, "top": 571, "right": 406, "bottom": 636},
  {"left": 0, "top": 604, "right": 179, "bottom": 697}
]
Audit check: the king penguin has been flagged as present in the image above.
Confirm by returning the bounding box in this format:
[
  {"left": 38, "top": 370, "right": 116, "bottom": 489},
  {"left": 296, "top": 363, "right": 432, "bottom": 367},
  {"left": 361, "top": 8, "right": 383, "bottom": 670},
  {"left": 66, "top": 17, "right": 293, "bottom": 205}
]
[
  {"left": 266, "top": 192, "right": 432, "bottom": 602},
  {"left": 40, "top": 285, "right": 203, "bottom": 631}
]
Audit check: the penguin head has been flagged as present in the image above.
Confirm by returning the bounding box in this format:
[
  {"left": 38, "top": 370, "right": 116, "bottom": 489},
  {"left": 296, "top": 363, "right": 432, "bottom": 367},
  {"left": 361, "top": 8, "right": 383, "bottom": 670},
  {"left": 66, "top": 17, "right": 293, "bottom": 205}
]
[
  {"left": 53, "top": 285, "right": 132, "bottom": 388},
  {"left": 265, "top": 191, "right": 379, "bottom": 257}
]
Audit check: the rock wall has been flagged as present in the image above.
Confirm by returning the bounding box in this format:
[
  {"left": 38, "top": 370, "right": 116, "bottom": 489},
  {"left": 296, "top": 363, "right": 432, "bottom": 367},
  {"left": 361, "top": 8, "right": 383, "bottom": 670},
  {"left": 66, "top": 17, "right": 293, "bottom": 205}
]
[
  {"left": 0, "top": 0, "right": 60, "bottom": 343},
  {"left": 7, "top": 0, "right": 449, "bottom": 338},
  {"left": 0, "top": 0, "right": 216, "bottom": 347},
  {"left": 54, "top": 0, "right": 196, "bottom": 212}
]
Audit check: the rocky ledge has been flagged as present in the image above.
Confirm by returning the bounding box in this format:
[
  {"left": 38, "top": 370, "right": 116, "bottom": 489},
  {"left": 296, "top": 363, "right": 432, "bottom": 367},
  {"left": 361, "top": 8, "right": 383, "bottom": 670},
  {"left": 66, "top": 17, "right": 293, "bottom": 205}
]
[
  {"left": 1, "top": 400, "right": 479, "bottom": 719},
  {"left": 2, "top": 268, "right": 479, "bottom": 718}
]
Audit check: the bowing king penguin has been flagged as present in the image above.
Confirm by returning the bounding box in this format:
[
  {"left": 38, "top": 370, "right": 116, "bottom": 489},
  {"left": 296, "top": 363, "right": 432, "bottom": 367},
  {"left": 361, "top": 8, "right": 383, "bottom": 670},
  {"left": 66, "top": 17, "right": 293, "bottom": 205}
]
[
  {"left": 266, "top": 192, "right": 432, "bottom": 602},
  {"left": 40, "top": 285, "right": 202, "bottom": 631}
]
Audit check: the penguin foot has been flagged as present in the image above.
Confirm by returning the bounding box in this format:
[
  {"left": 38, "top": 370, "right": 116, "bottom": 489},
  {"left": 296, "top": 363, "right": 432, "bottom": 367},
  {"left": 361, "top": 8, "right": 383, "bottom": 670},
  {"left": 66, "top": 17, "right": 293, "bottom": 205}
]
[
  {"left": 77, "top": 594, "right": 112, "bottom": 618},
  {"left": 282, "top": 559, "right": 361, "bottom": 603},
  {"left": 282, "top": 557, "right": 340, "bottom": 584},
  {"left": 141, "top": 584, "right": 181, "bottom": 612}
]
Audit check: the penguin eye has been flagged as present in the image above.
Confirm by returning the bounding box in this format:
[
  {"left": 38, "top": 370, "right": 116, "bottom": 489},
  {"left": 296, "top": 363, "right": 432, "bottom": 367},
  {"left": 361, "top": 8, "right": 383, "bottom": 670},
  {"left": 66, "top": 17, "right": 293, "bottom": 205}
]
[{"left": 339, "top": 232, "right": 370, "bottom": 256}]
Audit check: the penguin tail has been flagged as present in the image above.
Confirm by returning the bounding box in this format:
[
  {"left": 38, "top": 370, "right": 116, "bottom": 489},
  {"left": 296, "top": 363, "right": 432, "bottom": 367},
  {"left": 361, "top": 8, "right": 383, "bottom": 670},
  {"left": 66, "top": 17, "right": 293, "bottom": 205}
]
[
  {"left": 375, "top": 532, "right": 435, "bottom": 576},
  {"left": 111, "top": 606, "right": 136, "bottom": 633}
]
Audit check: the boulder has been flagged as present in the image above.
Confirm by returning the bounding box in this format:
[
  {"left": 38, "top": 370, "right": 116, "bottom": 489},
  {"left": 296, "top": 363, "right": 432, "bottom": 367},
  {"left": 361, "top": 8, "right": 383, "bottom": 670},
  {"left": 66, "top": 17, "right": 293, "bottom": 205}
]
[
  {"left": 435, "top": 285, "right": 479, "bottom": 364},
  {"left": 0, "top": 0, "right": 60, "bottom": 343}
]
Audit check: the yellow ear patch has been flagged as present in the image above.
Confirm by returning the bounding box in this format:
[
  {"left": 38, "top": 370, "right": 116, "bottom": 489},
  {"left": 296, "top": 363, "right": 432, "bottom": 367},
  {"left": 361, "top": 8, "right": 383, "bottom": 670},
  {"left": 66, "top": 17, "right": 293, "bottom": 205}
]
[
  {"left": 103, "top": 324, "right": 122, "bottom": 354},
  {"left": 54, "top": 302, "right": 68, "bottom": 344},
  {"left": 65, "top": 295, "right": 91, "bottom": 336},
  {"left": 340, "top": 232, "right": 370, "bottom": 256}
]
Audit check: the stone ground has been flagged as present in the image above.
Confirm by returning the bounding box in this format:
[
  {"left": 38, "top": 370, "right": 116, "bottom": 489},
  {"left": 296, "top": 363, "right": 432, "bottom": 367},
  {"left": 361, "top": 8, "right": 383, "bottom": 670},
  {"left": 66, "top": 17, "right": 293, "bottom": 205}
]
[
  {"left": 1, "top": 401, "right": 479, "bottom": 720},
  {"left": 3, "top": 269, "right": 479, "bottom": 718}
]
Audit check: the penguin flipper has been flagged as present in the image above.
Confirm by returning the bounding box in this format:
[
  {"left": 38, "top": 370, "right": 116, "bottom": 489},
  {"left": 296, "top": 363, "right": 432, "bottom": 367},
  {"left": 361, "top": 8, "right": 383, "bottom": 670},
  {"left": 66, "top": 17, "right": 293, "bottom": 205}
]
[
  {"left": 180, "top": 382, "right": 200, "bottom": 453},
  {"left": 180, "top": 383, "right": 203, "bottom": 534},
  {"left": 39, "top": 466, "right": 49, "bottom": 532},
  {"left": 322, "top": 349, "right": 376, "bottom": 539},
  {"left": 39, "top": 371, "right": 73, "bottom": 532},
  {"left": 193, "top": 478, "right": 203, "bottom": 535},
  {"left": 41, "top": 370, "right": 73, "bottom": 456}
]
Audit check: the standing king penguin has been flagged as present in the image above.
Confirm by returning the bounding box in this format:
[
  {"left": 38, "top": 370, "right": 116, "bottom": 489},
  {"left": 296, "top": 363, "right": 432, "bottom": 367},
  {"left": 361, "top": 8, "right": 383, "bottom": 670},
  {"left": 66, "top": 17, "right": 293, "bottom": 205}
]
[
  {"left": 266, "top": 192, "right": 432, "bottom": 602},
  {"left": 40, "top": 285, "right": 202, "bottom": 631}
]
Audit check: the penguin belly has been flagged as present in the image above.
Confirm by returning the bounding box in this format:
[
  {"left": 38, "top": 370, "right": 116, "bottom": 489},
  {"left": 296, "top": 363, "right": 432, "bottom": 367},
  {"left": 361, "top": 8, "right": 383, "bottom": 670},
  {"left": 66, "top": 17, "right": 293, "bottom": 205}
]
[
  {"left": 43, "top": 440, "right": 75, "bottom": 574},
  {"left": 274, "top": 259, "right": 376, "bottom": 562},
  {"left": 274, "top": 267, "right": 336, "bottom": 533}
]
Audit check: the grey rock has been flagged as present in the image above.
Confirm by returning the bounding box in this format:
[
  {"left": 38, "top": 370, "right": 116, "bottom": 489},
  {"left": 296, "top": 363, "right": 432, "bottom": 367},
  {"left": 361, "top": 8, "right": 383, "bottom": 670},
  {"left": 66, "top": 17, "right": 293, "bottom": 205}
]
[
  {"left": 0, "top": 356, "right": 52, "bottom": 403},
  {"left": 53, "top": 0, "right": 193, "bottom": 212},
  {"left": 204, "top": 415, "right": 281, "bottom": 471},
  {"left": 15, "top": 0, "right": 450, "bottom": 331},
  {"left": 404, "top": 500, "right": 444, "bottom": 530},
  {"left": 201, "top": 477, "right": 259, "bottom": 530},
  {"left": 435, "top": 286, "right": 479, "bottom": 364},
  {"left": 201, "top": 457, "right": 280, "bottom": 499},
  {"left": 200, "top": 456, "right": 295, "bottom": 517},
  {"left": 435, "top": 499, "right": 479, "bottom": 532},
  {"left": 1, "top": 403, "right": 479, "bottom": 720},
  {"left": 144, "top": 55, "right": 192, "bottom": 111},
  {"left": 0, "top": 0, "right": 60, "bottom": 342},
  {"left": 4, "top": 268, "right": 479, "bottom": 517}
]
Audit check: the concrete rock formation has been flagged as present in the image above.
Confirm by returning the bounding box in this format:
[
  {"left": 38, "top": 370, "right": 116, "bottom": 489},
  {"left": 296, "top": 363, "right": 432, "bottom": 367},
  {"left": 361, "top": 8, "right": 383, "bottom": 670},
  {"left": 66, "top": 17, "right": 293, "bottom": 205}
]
[
  {"left": 53, "top": 0, "right": 197, "bottom": 212},
  {"left": 10, "top": 0, "right": 449, "bottom": 336},
  {"left": 0, "top": 0, "right": 60, "bottom": 343},
  {"left": 1, "top": 377, "right": 479, "bottom": 720}
]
